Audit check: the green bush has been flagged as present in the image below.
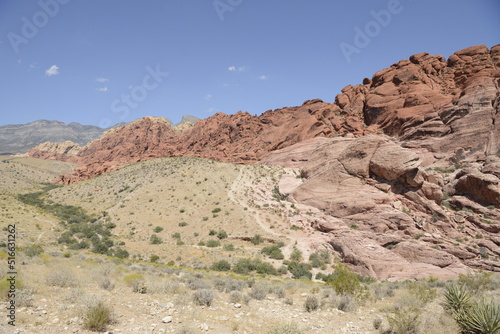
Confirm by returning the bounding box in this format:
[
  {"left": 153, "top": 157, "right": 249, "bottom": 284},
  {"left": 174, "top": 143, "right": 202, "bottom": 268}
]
[
  {"left": 458, "top": 271, "right": 496, "bottom": 293},
  {"left": 223, "top": 243, "right": 235, "bottom": 251},
  {"left": 150, "top": 234, "right": 163, "bottom": 245},
  {"left": 290, "top": 248, "right": 302, "bottom": 262},
  {"left": 153, "top": 226, "right": 164, "bottom": 233},
  {"left": 287, "top": 262, "right": 312, "bottom": 280},
  {"left": 211, "top": 260, "right": 231, "bottom": 271},
  {"left": 206, "top": 239, "right": 220, "bottom": 247},
  {"left": 261, "top": 244, "right": 284, "bottom": 260},
  {"left": 251, "top": 234, "right": 263, "bottom": 245},
  {"left": 24, "top": 244, "right": 44, "bottom": 257},
  {"left": 150, "top": 255, "right": 160, "bottom": 263},
  {"left": 326, "top": 263, "right": 362, "bottom": 295},
  {"left": 83, "top": 301, "right": 112, "bottom": 332},
  {"left": 217, "top": 230, "right": 228, "bottom": 239},
  {"left": 112, "top": 247, "right": 129, "bottom": 259}
]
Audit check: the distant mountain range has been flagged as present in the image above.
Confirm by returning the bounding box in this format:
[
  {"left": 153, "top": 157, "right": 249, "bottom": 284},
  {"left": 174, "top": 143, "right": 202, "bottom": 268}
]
[
  {"left": 0, "top": 120, "right": 106, "bottom": 155},
  {"left": 0, "top": 116, "right": 199, "bottom": 155}
]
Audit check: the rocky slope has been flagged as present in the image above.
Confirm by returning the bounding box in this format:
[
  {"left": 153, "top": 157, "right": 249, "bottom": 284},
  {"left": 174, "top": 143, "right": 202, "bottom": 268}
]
[{"left": 0, "top": 120, "right": 106, "bottom": 155}]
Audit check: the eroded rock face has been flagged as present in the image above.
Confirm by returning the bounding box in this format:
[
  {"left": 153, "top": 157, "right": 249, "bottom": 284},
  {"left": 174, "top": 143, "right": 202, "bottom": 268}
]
[
  {"left": 262, "top": 135, "right": 500, "bottom": 279},
  {"left": 27, "top": 141, "right": 82, "bottom": 160}
]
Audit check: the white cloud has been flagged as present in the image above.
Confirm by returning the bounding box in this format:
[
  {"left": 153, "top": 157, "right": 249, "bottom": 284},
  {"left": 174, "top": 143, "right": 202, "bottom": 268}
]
[
  {"left": 45, "top": 65, "right": 59, "bottom": 76},
  {"left": 208, "top": 107, "right": 218, "bottom": 113},
  {"left": 258, "top": 75, "right": 269, "bottom": 80},
  {"left": 29, "top": 63, "right": 37, "bottom": 69},
  {"left": 97, "top": 87, "right": 108, "bottom": 92},
  {"left": 96, "top": 77, "right": 109, "bottom": 83},
  {"left": 204, "top": 94, "right": 213, "bottom": 101},
  {"left": 228, "top": 65, "right": 247, "bottom": 72}
]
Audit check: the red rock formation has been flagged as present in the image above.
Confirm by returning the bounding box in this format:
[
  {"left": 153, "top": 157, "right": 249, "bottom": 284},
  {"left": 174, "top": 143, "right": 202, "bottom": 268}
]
[{"left": 29, "top": 44, "right": 500, "bottom": 185}]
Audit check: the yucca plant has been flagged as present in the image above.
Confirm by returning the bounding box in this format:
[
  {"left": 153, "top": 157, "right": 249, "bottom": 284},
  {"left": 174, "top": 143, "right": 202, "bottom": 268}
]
[
  {"left": 444, "top": 284, "right": 473, "bottom": 313},
  {"left": 463, "top": 300, "right": 500, "bottom": 334},
  {"left": 445, "top": 284, "right": 500, "bottom": 334}
]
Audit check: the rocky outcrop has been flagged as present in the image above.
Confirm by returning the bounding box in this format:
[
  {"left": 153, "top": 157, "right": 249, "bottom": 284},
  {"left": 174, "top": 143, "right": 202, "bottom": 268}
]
[
  {"left": 262, "top": 135, "right": 500, "bottom": 279},
  {"left": 27, "top": 141, "right": 82, "bottom": 159}
]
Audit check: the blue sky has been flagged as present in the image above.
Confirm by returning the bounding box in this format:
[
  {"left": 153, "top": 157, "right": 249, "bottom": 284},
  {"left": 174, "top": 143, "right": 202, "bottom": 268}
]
[{"left": 0, "top": 0, "right": 499, "bottom": 127}]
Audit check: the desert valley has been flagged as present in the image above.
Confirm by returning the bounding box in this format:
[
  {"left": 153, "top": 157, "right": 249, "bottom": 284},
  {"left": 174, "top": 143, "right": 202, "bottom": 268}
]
[{"left": 1, "top": 44, "right": 500, "bottom": 334}]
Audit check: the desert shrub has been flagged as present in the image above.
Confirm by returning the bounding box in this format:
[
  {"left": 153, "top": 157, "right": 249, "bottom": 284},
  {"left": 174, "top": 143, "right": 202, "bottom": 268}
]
[
  {"left": 337, "top": 294, "right": 358, "bottom": 312},
  {"left": 211, "top": 259, "right": 231, "bottom": 271},
  {"left": 458, "top": 270, "right": 496, "bottom": 293},
  {"left": 250, "top": 284, "right": 268, "bottom": 300},
  {"left": 221, "top": 278, "right": 245, "bottom": 293},
  {"left": 387, "top": 307, "right": 421, "bottom": 334},
  {"left": 229, "top": 291, "right": 243, "bottom": 304},
  {"left": 290, "top": 248, "right": 302, "bottom": 262},
  {"left": 223, "top": 243, "right": 235, "bottom": 251},
  {"left": 271, "top": 286, "right": 286, "bottom": 299},
  {"left": 284, "top": 297, "right": 294, "bottom": 305},
  {"left": 206, "top": 239, "right": 220, "bottom": 247},
  {"left": 24, "top": 244, "right": 44, "bottom": 257},
  {"left": 178, "top": 222, "right": 188, "bottom": 227},
  {"left": 150, "top": 255, "right": 160, "bottom": 263},
  {"left": 217, "top": 230, "right": 228, "bottom": 239},
  {"left": 83, "top": 301, "right": 112, "bottom": 332},
  {"left": 187, "top": 279, "right": 211, "bottom": 291},
  {"left": 99, "top": 278, "right": 114, "bottom": 291},
  {"left": 149, "top": 234, "right": 163, "bottom": 245},
  {"left": 266, "top": 322, "right": 304, "bottom": 334},
  {"left": 304, "top": 296, "right": 319, "bottom": 312},
  {"left": 46, "top": 268, "right": 77, "bottom": 287},
  {"left": 16, "top": 288, "right": 34, "bottom": 307},
  {"left": 256, "top": 261, "right": 278, "bottom": 276},
  {"left": 287, "top": 261, "right": 312, "bottom": 280},
  {"left": 326, "top": 263, "right": 362, "bottom": 295},
  {"left": 171, "top": 232, "right": 181, "bottom": 239},
  {"left": 153, "top": 226, "right": 164, "bottom": 233},
  {"left": 373, "top": 317, "right": 382, "bottom": 330},
  {"left": 193, "top": 289, "right": 215, "bottom": 306},
  {"left": 251, "top": 234, "right": 263, "bottom": 245},
  {"left": 261, "top": 245, "right": 285, "bottom": 260},
  {"left": 123, "top": 273, "right": 144, "bottom": 289},
  {"left": 407, "top": 281, "right": 437, "bottom": 304},
  {"left": 112, "top": 247, "right": 129, "bottom": 259},
  {"left": 372, "top": 282, "right": 396, "bottom": 300}
]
